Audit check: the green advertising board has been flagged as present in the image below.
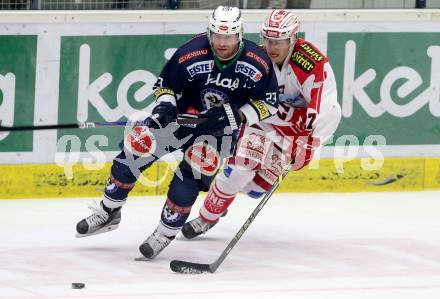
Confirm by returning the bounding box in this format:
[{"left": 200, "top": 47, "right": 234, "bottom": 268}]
[
  {"left": 328, "top": 32, "right": 440, "bottom": 145},
  {"left": 0, "top": 29, "right": 439, "bottom": 158},
  {"left": 58, "top": 35, "right": 193, "bottom": 151},
  {"left": 0, "top": 35, "right": 37, "bottom": 152}
]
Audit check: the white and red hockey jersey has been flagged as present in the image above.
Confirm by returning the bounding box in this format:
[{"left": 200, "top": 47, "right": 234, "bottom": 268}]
[
  {"left": 228, "top": 39, "right": 341, "bottom": 193},
  {"left": 255, "top": 38, "right": 340, "bottom": 169},
  {"left": 266, "top": 38, "right": 340, "bottom": 146}
]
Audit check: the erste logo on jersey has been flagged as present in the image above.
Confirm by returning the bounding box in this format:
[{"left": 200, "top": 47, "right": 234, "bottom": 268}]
[
  {"left": 201, "top": 88, "right": 228, "bottom": 109},
  {"left": 186, "top": 60, "right": 214, "bottom": 77},
  {"left": 184, "top": 142, "right": 220, "bottom": 176},
  {"left": 235, "top": 61, "right": 262, "bottom": 82}
]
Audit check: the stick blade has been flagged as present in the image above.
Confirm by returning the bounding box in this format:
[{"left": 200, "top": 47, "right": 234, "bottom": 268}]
[{"left": 170, "top": 260, "right": 213, "bottom": 274}]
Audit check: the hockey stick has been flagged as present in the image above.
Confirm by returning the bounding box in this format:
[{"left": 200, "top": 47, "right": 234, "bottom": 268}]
[
  {"left": 170, "top": 166, "right": 291, "bottom": 274},
  {"left": 0, "top": 114, "right": 205, "bottom": 132}
]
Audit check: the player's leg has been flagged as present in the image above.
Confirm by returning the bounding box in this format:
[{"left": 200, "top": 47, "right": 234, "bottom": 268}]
[
  {"left": 76, "top": 125, "right": 161, "bottom": 237},
  {"left": 138, "top": 135, "right": 227, "bottom": 258},
  {"left": 181, "top": 164, "right": 256, "bottom": 239},
  {"left": 182, "top": 125, "right": 270, "bottom": 239}
]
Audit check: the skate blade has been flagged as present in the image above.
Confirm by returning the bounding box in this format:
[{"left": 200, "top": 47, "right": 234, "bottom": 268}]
[
  {"left": 175, "top": 232, "right": 186, "bottom": 240},
  {"left": 134, "top": 256, "right": 153, "bottom": 262},
  {"left": 75, "top": 224, "right": 119, "bottom": 238}
]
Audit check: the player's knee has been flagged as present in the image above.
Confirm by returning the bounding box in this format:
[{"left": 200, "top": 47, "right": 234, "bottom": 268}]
[
  {"left": 167, "top": 174, "right": 200, "bottom": 207},
  {"left": 215, "top": 164, "right": 255, "bottom": 195},
  {"left": 242, "top": 180, "right": 268, "bottom": 199}
]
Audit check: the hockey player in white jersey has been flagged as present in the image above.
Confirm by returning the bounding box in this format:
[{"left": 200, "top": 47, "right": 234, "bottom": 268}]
[{"left": 182, "top": 9, "right": 342, "bottom": 238}]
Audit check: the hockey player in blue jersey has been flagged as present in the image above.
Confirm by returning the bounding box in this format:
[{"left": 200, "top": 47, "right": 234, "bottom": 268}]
[{"left": 75, "top": 6, "right": 279, "bottom": 259}]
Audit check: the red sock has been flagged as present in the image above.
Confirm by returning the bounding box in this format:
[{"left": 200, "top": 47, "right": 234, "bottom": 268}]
[{"left": 200, "top": 182, "right": 236, "bottom": 224}]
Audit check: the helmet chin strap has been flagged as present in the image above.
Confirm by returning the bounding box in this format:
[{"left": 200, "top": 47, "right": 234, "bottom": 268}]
[{"left": 280, "top": 45, "right": 295, "bottom": 68}]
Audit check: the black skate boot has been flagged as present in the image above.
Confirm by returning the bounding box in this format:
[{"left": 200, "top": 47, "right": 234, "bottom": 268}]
[
  {"left": 138, "top": 229, "right": 175, "bottom": 259},
  {"left": 76, "top": 201, "right": 121, "bottom": 238},
  {"left": 181, "top": 210, "right": 227, "bottom": 239},
  {"left": 181, "top": 217, "right": 218, "bottom": 239}
]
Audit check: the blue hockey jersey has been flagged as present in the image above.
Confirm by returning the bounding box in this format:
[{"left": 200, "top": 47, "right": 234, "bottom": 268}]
[{"left": 153, "top": 33, "right": 279, "bottom": 126}]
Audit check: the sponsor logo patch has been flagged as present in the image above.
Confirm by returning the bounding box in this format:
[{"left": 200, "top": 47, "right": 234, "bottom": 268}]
[
  {"left": 105, "top": 180, "right": 118, "bottom": 193},
  {"left": 235, "top": 61, "right": 263, "bottom": 82},
  {"left": 184, "top": 142, "right": 220, "bottom": 176},
  {"left": 178, "top": 49, "right": 209, "bottom": 64},
  {"left": 162, "top": 205, "right": 183, "bottom": 223},
  {"left": 186, "top": 60, "right": 214, "bottom": 77},
  {"left": 154, "top": 87, "right": 175, "bottom": 99},
  {"left": 245, "top": 51, "right": 270, "bottom": 74},
  {"left": 249, "top": 99, "right": 271, "bottom": 120},
  {"left": 299, "top": 42, "right": 324, "bottom": 62},
  {"left": 201, "top": 88, "right": 228, "bottom": 109},
  {"left": 291, "top": 51, "right": 315, "bottom": 73},
  {"left": 279, "top": 94, "right": 308, "bottom": 108},
  {"left": 124, "top": 126, "right": 157, "bottom": 157}
]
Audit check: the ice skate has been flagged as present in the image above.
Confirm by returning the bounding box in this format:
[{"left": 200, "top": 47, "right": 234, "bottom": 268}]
[
  {"left": 75, "top": 201, "right": 121, "bottom": 238},
  {"left": 138, "top": 229, "right": 175, "bottom": 259},
  {"left": 181, "top": 217, "right": 218, "bottom": 239},
  {"left": 181, "top": 209, "right": 228, "bottom": 239}
]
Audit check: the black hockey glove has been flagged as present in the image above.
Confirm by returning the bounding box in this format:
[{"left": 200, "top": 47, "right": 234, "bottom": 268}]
[
  {"left": 143, "top": 102, "right": 178, "bottom": 129},
  {"left": 197, "top": 103, "right": 242, "bottom": 135}
]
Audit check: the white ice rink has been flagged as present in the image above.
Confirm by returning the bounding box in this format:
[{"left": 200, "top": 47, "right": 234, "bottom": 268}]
[{"left": 2, "top": 191, "right": 440, "bottom": 299}]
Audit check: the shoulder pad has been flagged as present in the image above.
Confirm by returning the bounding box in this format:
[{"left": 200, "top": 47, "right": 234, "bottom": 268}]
[
  {"left": 177, "top": 34, "right": 210, "bottom": 64},
  {"left": 290, "top": 40, "right": 327, "bottom": 74},
  {"left": 297, "top": 40, "right": 326, "bottom": 63},
  {"left": 290, "top": 50, "right": 316, "bottom": 73},
  {"left": 242, "top": 41, "right": 271, "bottom": 74}
]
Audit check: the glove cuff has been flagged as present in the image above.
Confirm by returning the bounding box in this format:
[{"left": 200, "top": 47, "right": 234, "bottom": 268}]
[{"left": 223, "top": 103, "right": 239, "bottom": 131}]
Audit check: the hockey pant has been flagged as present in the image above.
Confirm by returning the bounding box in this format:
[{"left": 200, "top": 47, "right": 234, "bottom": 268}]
[
  {"left": 102, "top": 124, "right": 237, "bottom": 237},
  {"left": 199, "top": 107, "right": 341, "bottom": 223}
]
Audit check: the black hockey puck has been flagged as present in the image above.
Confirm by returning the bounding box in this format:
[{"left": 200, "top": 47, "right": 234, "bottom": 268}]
[{"left": 71, "top": 282, "right": 85, "bottom": 289}]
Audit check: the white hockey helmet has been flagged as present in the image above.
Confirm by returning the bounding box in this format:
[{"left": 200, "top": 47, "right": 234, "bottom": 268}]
[
  {"left": 208, "top": 6, "right": 243, "bottom": 42},
  {"left": 261, "top": 9, "right": 299, "bottom": 45}
]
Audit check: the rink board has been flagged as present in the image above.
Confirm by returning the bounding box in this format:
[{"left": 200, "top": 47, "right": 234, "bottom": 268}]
[
  {"left": 1, "top": 157, "right": 439, "bottom": 199},
  {"left": 1, "top": 10, "right": 440, "bottom": 164},
  {"left": 0, "top": 10, "right": 439, "bottom": 199}
]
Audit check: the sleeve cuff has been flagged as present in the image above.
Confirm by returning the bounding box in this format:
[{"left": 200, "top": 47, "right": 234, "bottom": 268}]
[
  {"left": 156, "top": 93, "right": 176, "bottom": 106},
  {"left": 240, "top": 99, "right": 277, "bottom": 126},
  {"left": 240, "top": 103, "right": 260, "bottom": 126}
]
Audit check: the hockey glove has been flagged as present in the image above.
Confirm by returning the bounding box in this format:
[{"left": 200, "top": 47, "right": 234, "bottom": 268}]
[
  {"left": 197, "top": 103, "right": 241, "bottom": 135},
  {"left": 143, "top": 102, "right": 178, "bottom": 129}
]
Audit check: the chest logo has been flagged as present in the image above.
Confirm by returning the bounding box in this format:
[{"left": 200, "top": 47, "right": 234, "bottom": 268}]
[
  {"left": 205, "top": 73, "right": 240, "bottom": 91},
  {"left": 186, "top": 60, "right": 214, "bottom": 77},
  {"left": 235, "top": 61, "right": 262, "bottom": 82}
]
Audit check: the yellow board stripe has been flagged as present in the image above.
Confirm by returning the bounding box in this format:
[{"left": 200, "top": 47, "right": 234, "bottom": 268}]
[{"left": 0, "top": 158, "right": 439, "bottom": 199}]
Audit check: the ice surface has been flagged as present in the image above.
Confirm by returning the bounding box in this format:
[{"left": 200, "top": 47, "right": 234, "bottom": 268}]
[{"left": 1, "top": 191, "right": 440, "bottom": 299}]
